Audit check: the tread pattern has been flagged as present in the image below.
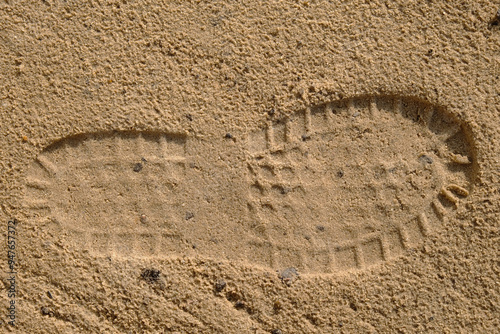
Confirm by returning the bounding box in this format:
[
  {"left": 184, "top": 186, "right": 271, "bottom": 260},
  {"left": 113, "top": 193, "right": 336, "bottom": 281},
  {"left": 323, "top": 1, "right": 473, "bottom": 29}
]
[
  {"left": 25, "top": 132, "right": 187, "bottom": 257},
  {"left": 246, "top": 96, "right": 475, "bottom": 272},
  {"left": 23, "top": 96, "right": 476, "bottom": 274}
]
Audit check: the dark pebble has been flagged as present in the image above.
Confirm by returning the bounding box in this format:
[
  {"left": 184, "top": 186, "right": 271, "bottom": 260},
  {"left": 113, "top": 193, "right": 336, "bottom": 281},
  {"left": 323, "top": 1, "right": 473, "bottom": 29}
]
[
  {"left": 214, "top": 279, "right": 227, "bottom": 292},
  {"left": 185, "top": 212, "right": 194, "bottom": 220},
  {"left": 133, "top": 162, "right": 143, "bottom": 172},
  {"left": 140, "top": 268, "right": 161, "bottom": 284},
  {"left": 271, "top": 330, "right": 283, "bottom": 334}
]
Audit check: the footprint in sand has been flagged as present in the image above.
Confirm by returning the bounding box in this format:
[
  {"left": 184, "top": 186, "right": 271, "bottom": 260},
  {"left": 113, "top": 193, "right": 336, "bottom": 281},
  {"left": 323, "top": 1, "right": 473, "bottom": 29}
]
[{"left": 24, "top": 95, "right": 476, "bottom": 274}]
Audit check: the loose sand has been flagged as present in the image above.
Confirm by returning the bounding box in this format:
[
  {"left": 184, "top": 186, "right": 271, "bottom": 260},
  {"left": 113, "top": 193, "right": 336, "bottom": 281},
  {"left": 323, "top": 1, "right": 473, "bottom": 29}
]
[{"left": 1, "top": 1, "right": 499, "bottom": 333}]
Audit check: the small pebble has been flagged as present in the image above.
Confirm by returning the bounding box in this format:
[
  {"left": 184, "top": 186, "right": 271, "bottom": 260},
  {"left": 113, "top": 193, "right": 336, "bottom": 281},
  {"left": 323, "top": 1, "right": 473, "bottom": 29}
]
[
  {"left": 41, "top": 307, "right": 52, "bottom": 316},
  {"left": 225, "top": 133, "right": 233, "bottom": 139},
  {"left": 271, "top": 329, "right": 283, "bottom": 334},
  {"left": 140, "top": 268, "right": 161, "bottom": 284},
  {"left": 214, "top": 279, "right": 227, "bottom": 292},
  {"left": 234, "top": 301, "right": 245, "bottom": 309},
  {"left": 185, "top": 212, "right": 194, "bottom": 220},
  {"left": 418, "top": 154, "right": 433, "bottom": 165},
  {"left": 140, "top": 214, "right": 148, "bottom": 224},
  {"left": 279, "top": 187, "right": 289, "bottom": 195},
  {"left": 278, "top": 267, "right": 300, "bottom": 285},
  {"left": 133, "top": 162, "right": 143, "bottom": 172}
]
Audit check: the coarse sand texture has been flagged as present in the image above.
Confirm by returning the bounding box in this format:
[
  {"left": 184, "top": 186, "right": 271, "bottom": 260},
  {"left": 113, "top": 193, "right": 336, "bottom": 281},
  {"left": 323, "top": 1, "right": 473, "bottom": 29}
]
[{"left": 0, "top": 1, "right": 499, "bottom": 333}]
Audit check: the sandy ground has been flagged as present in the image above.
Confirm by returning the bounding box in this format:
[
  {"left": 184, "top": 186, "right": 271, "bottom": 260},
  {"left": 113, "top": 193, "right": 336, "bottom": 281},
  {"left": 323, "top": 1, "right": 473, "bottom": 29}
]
[{"left": 1, "top": 1, "right": 499, "bottom": 333}]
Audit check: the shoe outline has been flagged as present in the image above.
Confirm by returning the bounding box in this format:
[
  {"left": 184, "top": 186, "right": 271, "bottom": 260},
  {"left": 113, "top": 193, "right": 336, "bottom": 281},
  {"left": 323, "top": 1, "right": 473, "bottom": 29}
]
[{"left": 24, "top": 95, "right": 476, "bottom": 274}]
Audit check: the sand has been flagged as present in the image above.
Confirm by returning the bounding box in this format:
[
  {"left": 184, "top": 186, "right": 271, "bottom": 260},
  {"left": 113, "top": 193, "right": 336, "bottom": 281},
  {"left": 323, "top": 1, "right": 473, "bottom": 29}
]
[{"left": 1, "top": 1, "right": 499, "bottom": 333}]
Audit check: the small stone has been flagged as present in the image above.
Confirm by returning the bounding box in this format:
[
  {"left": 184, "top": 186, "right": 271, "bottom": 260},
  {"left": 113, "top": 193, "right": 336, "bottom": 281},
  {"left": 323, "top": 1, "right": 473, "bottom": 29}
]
[
  {"left": 337, "top": 170, "right": 344, "bottom": 178},
  {"left": 185, "top": 212, "right": 194, "bottom": 220},
  {"left": 225, "top": 133, "right": 233, "bottom": 139},
  {"left": 418, "top": 154, "right": 433, "bottom": 165},
  {"left": 316, "top": 225, "right": 325, "bottom": 232},
  {"left": 41, "top": 307, "right": 52, "bottom": 316},
  {"left": 271, "top": 329, "right": 283, "bottom": 334},
  {"left": 279, "top": 187, "right": 289, "bottom": 195},
  {"left": 140, "top": 214, "right": 148, "bottom": 224},
  {"left": 133, "top": 162, "right": 143, "bottom": 172},
  {"left": 140, "top": 268, "right": 161, "bottom": 284},
  {"left": 214, "top": 279, "right": 227, "bottom": 292},
  {"left": 278, "top": 267, "right": 300, "bottom": 285}
]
